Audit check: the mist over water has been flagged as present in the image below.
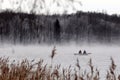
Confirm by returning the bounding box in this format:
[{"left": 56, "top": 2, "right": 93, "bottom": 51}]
[
  {"left": 0, "top": 43, "right": 120, "bottom": 79},
  {"left": 0, "top": 11, "right": 120, "bottom": 80},
  {"left": 0, "top": 1, "right": 120, "bottom": 79}
]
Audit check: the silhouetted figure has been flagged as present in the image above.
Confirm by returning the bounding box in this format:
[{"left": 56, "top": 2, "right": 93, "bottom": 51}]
[
  {"left": 54, "top": 19, "right": 61, "bottom": 42},
  {"left": 79, "top": 50, "right": 82, "bottom": 54},
  {"left": 83, "top": 50, "right": 87, "bottom": 55}
]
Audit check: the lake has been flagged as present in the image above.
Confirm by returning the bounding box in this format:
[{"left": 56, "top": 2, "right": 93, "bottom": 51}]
[{"left": 0, "top": 43, "right": 120, "bottom": 79}]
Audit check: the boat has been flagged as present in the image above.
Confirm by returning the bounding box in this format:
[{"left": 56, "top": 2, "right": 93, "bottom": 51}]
[{"left": 74, "top": 53, "right": 91, "bottom": 56}]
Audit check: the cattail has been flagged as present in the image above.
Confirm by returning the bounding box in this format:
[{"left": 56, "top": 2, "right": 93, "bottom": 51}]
[
  {"left": 118, "top": 75, "right": 120, "bottom": 80},
  {"left": 110, "top": 57, "right": 116, "bottom": 71},
  {"left": 51, "top": 46, "right": 57, "bottom": 59},
  {"left": 89, "top": 58, "right": 94, "bottom": 75},
  {"left": 74, "top": 71, "right": 78, "bottom": 80},
  {"left": 76, "top": 58, "right": 80, "bottom": 70}
]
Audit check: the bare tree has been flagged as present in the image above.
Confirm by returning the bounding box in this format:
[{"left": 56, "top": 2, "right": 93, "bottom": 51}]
[
  {"left": 30, "top": 0, "right": 37, "bottom": 14},
  {"left": 16, "top": 0, "right": 23, "bottom": 12},
  {"left": 0, "top": 0, "right": 82, "bottom": 14}
]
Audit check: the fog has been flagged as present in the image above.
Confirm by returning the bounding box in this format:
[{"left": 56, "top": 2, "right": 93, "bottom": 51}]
[{"left": 0, "top": 43, "right": 120, "bottom": 79}]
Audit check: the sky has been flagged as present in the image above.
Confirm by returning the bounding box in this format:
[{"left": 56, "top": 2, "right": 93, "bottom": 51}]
[
  {"left": 81, "top": 0, "right": 120, "bottom": 15},
  {"left": 0, "top": 0, "right": 120, "bottom": 15}
]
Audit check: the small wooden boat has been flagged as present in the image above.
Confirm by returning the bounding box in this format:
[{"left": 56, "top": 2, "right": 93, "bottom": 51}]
[{"left": 74, "top": 53, "right": 92, "bottom": 56}]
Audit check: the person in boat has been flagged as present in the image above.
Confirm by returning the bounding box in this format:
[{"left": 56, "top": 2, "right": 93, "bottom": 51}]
[
  {"left": 79, "top": 50, "right": 82, "bottom": 54},
  {"left": 83, "top": 50, "right": 87, "bottom": 55}
]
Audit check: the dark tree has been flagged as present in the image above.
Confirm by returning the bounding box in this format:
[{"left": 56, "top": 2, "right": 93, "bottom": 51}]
[
  {"left": 0, "top": 11, "right": 120, "bottom": 44},
  {"left": 54, "top": 19, "right": 61, "bottom": 42}
]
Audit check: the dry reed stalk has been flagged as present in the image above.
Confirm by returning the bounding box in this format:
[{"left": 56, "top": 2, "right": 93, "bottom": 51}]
[
  {"left": 0, "top": 57, "right": 119, "bottom": 80},
  {"left": 51, "top": 46, "right": 57, "bottom": 59}
]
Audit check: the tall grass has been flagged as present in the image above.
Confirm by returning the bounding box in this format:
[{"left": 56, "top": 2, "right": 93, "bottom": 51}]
[{"left": 0, "top": 57, "right": 119, "bottom": 80}]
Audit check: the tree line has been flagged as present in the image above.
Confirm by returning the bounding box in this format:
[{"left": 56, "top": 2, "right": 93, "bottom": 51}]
[{"left": 0, "top": 11, "right": 120, "bottom": 44}]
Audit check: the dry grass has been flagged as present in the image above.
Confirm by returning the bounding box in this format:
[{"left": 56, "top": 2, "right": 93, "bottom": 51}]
[{"left": 0, "top": 57, "right": 119, "bottom": 80}]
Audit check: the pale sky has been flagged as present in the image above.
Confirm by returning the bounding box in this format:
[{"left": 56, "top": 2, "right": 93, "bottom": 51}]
[
  {"left": 80, "top": 0, "right": 120, "bottom": 15},
  {"left": 0, "top": 0, "right": 120, "bottom": 15}
]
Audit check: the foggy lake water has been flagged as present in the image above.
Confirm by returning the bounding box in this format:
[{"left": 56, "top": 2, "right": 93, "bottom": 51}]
[{"left": 0, "top": 43, "right": 120, "bottom": 79}]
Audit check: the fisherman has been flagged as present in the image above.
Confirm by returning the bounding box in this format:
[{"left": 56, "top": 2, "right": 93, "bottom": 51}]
[
  {"left": 83, "top": 50, "right": 87, "bottom": 55},
  {"left": 79, "top": 50, "right": 82, "bottom": 54}
]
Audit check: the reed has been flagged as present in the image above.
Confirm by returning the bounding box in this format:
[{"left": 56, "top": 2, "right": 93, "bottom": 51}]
[{"left": 0, "top": 57, "right": 119, "bottom": 80}]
